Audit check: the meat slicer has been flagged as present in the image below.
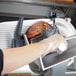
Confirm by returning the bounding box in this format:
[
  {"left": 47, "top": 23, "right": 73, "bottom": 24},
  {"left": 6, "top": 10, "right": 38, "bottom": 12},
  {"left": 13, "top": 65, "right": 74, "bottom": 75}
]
[
  {"left": 0, "top": 0, "right": 76, "bottom": 76},
  {"left": 11, "top": 16, "right": 76, "bottom": 76}
]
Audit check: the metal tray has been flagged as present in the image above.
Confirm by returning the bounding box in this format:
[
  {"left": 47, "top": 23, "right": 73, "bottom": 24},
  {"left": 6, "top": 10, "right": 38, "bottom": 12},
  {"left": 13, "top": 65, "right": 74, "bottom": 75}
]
[{"left": 0, "top": 0, "right": 76, "bottom": 18}]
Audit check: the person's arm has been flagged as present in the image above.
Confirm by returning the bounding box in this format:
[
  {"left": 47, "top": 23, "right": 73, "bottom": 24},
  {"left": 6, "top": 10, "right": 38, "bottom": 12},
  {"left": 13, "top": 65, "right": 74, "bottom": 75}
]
[
  {"left": 2, "top": 34, "right": 67, "bottom": 74},
  {"left": 2, "top": 42, "right": 47, "bottom": 74}
]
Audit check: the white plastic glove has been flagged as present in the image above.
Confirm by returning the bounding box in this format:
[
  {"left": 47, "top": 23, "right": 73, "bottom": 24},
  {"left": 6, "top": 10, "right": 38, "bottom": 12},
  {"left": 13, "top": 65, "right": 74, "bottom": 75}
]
[{"left": 42, "top": 34, "right": 68, "bottom": 57}]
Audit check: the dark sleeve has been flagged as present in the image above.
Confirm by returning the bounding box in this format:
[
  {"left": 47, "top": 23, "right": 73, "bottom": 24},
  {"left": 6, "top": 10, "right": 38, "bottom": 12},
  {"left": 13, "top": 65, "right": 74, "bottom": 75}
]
[
  {"left": 74, "top": 0, "right": 76, "bottom": 3},
  {"left": 0, "top": 49, "right": 3, "bottom": 75}
]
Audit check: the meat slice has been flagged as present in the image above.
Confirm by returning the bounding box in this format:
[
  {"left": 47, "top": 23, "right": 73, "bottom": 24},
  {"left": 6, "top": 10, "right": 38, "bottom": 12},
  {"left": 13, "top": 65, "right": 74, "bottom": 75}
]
[{"left": 26, "top": 21, "right": 53, "bottom": 43}]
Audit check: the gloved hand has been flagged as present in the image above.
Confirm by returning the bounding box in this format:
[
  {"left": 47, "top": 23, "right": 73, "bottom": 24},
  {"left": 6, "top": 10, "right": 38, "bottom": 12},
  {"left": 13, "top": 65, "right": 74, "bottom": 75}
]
[{"left": 41, "top": 34, "right": 68, "bottom": 57}]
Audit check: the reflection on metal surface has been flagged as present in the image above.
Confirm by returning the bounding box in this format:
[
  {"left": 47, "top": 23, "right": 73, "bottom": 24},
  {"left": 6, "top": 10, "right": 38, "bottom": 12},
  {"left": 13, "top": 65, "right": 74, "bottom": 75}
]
[{"left": 0, "top": 0, "right": 76, "bottom": 8}]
